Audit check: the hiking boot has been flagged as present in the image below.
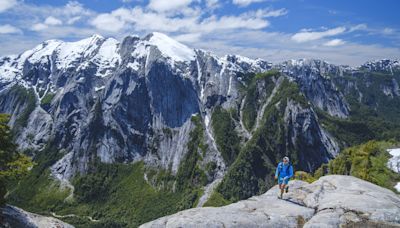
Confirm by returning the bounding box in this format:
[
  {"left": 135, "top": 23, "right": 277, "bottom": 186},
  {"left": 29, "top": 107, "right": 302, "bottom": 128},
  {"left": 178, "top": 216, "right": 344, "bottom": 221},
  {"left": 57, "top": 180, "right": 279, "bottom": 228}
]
[{"left": 285, "top": 186, "right": 289, "bottom": 193}]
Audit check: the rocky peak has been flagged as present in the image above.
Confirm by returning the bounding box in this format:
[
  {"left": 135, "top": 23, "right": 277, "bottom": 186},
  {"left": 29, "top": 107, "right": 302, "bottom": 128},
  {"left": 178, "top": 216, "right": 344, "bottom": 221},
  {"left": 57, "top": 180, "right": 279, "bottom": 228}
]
[
  {"left": 280, "top": 58, "right": 345, "bottom": 78},
  {"left": 142, "top": 32, "right": 196, "bottom": 62},
  {"left": 361, "top": 59, "right": 400, "bottom": 72}
]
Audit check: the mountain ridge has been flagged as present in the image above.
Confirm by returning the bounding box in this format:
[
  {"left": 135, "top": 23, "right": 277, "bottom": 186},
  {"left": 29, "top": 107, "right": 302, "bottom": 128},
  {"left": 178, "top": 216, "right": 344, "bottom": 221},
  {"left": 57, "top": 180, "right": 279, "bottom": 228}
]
[{"left": 1, "top": 32, "right": 400, "bottom": 227}]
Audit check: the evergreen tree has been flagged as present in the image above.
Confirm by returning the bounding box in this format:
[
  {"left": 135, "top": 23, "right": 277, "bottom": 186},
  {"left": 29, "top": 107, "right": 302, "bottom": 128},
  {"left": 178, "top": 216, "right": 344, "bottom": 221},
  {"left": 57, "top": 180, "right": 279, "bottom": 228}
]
[{"left": 0, "top": 114, "right": 33, "bottom": 206}]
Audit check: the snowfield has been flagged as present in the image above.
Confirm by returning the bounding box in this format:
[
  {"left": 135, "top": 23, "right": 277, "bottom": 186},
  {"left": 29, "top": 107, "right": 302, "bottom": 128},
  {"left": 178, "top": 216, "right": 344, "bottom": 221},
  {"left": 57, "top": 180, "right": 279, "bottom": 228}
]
[{"left": 387, "top": 148, "right": 400, "bottom": 192}]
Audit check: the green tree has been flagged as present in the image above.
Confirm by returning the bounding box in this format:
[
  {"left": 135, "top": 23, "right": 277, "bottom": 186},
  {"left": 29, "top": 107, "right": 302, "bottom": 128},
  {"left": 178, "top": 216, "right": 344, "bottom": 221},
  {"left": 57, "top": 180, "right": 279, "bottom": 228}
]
[{"left": 0, "top": 114, "right": 33, "bottom": 206}]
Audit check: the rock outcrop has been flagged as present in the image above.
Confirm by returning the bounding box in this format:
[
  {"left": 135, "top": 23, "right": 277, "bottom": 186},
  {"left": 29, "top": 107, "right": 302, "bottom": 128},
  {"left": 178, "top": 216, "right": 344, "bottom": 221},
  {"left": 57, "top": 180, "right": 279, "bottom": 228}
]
[
  {"left": 141, "top": 175, "right": 400, "bottom": 228},
  {"left": 1, "top": 205, "right": 74, "bottom": 228}
]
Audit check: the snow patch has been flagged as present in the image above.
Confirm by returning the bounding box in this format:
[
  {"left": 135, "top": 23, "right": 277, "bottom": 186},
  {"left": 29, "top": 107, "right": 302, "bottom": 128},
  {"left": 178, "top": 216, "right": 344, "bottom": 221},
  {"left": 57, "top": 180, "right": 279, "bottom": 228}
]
[
  {"left": 93, "top": 38, "right": 120, "bottom": 77},
  {"left": 27, "top": 40, "right": 62, "bottom": 64},
  {"left": 95, "top": 86, "right": 105, "bottom": 92},
  {"left": 148, "top": 32, "right": 195, "bottom": 62},
  {"left": 55, "top": 35, "right": 104, "bottom": 69},
  {"left": 387, "top": 148, "right": 400, "bottom": 173},
  {"left": 387, "top": 148, "right": 400, "bottom": 192},
  {"left": 127, "top": 61, "right": 140, "bottom": 71},
  {"left": 395, "top": 183, "right": 400, "bottom": 192},
  {"left": 196, "top": 58, "right": 204, "bottom": 100},
  {"left": 0, "top": 56, "right": 20, "bottom": 82}
]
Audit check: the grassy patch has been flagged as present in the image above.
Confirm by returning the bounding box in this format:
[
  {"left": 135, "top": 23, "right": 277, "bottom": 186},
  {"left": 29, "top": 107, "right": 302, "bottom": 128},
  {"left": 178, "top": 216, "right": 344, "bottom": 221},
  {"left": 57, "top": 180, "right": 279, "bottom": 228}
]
[
  {"left": 8, "top": 85, "right": 36, "bottom": 131},
  {"left": 8, "top": 114, "right": 209, "bottom": 227},
  {"left": 211, "top": 106, "right": 240, "bottom": 165},
  {"left": 175, "top": 115, "right": 208, "bottom": 191},
  {"left": 9, "top": 160, "right": 207, "bottom": 227},
  {"left": 241, "top": 71, "right": 276, "bottom": 131},
  {"left": 203, "top": 191, "right": 232, "bottom": 207},
  {"left": 40, "top": 92, "right": 55, "bottom": 110},
  {"left": 314, "top": 140, "right": 400, "bottom": 192},
  {"left": 323, "top": 71, "right": 400, "bottom": 148},
  {"left": 215, "top": 78, "right": 319, "bottom": 202},
  {"left": 293, "top": 171, "right": 316, "bottom": 183}
]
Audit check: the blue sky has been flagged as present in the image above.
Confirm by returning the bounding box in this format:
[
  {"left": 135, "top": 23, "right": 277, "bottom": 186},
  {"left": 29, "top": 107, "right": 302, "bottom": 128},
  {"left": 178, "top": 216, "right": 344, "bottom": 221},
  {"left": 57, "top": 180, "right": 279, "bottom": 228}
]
[{"left": 0, "top": 0, "right": 399, "bottom": 65}]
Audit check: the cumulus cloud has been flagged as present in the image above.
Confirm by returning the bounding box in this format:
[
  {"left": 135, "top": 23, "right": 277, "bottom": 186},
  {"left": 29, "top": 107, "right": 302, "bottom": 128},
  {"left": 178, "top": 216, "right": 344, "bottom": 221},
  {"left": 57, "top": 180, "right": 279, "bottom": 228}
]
[
  {"left": 31, "top": 23, "right": 48, "bottom": 31},
  {"left": 206, "top": 0, "right": 220, "bottom": 10},
  {"left": 67, "top": 16, "right": 82, "bottom": 25},
  {"left": 383, "top": 27, "right": 394, "bottom": 35},
  {"left": 0, "top": 0, "right": 17, "bottom": 13},
  {"left": 324, "top": 39, "right": 345, "bottom": 47},
  {"left": 173, "top": 33, "right": 202, "bottom": 43},
  {"left": 9, "top": 1, "right": 95, "bottom": 36},
  {"left": 30, "top": 16, "right": 64, "bottom": 32},
  {"left": 90, "top": 6, "right": 279, "bottom": 34},
  {"left": 242, "top": 8, "right": 287, "bottom": 18},
  {"left": 291, "top": 27, "right": 346, "bottom": 42},
  {"left": 44, "top": 16, "right": 62, "bottom": 26},
  {"left": 0, "top": 24, "right": 21, "bottom": 34},
  {"left": 349, "top": 23, "right": 368, "bottom": 32},
  {"left": 148, "top": 0, "right": 193, "bottom": 12},
  {"left": 90, "top": 12, "right": 126, "bottom": 32},
  {"left": 233, "top": 0, "right": 265, "bottom": 7}
]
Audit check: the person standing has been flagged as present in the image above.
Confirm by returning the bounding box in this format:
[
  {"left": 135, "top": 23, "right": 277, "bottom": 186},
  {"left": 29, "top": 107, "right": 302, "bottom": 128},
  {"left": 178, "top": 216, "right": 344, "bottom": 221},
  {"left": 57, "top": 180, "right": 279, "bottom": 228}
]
[{"left": 274, "top": 156, "right": 293, "bottom": 199}]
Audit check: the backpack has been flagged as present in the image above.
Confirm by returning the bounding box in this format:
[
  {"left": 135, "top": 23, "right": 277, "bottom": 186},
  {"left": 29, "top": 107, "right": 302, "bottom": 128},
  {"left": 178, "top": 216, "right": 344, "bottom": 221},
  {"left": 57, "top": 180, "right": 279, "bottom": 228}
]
[{"left": 278, "top": 162, "right": 292, "bottom": 176}]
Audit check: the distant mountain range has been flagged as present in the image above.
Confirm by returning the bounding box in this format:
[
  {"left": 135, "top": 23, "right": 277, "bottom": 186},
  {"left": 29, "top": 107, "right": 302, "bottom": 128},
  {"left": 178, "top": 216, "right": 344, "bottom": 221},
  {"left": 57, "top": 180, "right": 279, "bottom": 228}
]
[{"left": 1, "top": 32, "right": 400, "bottom": 227}]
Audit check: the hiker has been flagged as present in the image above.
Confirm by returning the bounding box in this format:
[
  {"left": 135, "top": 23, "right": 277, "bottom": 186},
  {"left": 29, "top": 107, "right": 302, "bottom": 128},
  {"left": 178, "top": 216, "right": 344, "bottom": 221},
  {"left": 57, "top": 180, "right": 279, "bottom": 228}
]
[{"left": 274, "top": 156, "right": 293, "bottom": 199}]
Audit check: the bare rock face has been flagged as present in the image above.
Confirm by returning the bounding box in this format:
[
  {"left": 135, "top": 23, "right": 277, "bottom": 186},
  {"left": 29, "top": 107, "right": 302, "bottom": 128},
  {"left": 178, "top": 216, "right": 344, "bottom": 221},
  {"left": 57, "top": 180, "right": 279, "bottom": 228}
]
[
  {"left": 1, "top": 205, "right": 74, "bottom": 228},
  {"left": 0, "top": 32, "right": 398, "bottom": 190},
  {"left": 279, "top": 59, "right": 350, "bottom": 119},
  {"left": 140, "top": 175, "right": 400, "bottom": 228},
  {"left": 0, "top": 31, "right": 279, "bottom": 186},
  {"left": 284, "top": 99, "right": 339, "bottom": 171}
]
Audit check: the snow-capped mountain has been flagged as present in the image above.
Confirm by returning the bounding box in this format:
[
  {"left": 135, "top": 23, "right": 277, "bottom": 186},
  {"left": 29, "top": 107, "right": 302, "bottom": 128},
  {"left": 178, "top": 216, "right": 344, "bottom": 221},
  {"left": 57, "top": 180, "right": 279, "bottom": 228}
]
[
  {"left": 0, "top": 32, "right": 272, "bottom": 181},
  {"left": 0, "top": 32, "right": 400, "bottom": 204}
]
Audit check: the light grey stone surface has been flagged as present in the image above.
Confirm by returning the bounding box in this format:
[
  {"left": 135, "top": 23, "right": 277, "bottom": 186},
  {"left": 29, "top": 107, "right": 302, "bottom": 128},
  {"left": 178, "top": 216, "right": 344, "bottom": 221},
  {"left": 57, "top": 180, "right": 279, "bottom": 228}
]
[
  {"left": 141, "top": 175, "right": 400, "bottom": 228},
  {"left": 1, "top": 205, "right": 74, "bottom": 228}
]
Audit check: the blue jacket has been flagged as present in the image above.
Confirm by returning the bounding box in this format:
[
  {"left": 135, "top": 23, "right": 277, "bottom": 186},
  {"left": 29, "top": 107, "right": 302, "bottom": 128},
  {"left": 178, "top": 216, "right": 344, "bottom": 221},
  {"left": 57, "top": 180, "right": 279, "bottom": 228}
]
[{"left": 275, "top": 162, "right": 293, "bottom": 179}]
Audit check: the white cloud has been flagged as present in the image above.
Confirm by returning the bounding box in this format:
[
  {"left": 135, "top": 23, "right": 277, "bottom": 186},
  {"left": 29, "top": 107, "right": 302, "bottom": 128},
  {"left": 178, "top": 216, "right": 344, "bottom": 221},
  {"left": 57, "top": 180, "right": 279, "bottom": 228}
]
[
  {"left": 90, "top": 13, "right": 126, "bottom": 32},
  {"left": 199, "top": 15, "right": 270, "bottom": 32},
  {"left": 148, "top": 0, "right": 193, "bottom": 12},
  {"left": 44, "top": 16, "right": 62, "bottom": 26},
  {"left": 30, "top": 17, "right": 63, "bottom": 32},
  {"left": 31, "top": 23, "right": 48, "bottom": 31},
  {"left": 349, "top": 23, "right": 367, "bottom": 32},
  {"left": 206, "top": 0, "right": 220, "bottom": 10},
  {"left": 67, "top": 16, "right": 81, "bottom": 25},
  {"left": 383, "top": 27, "right": 394, "bottom": 35},
  {"left": 291, "top": 27, "right": 346, "bottom": 42},
  {"left": 0, "top": 0, "right": 17, "bottom": 13},
  {"left": 173, "top": 33, "right": 201, "bottom": 43},
  {"left": 63, "top": 1, "right": 91, "bottom": 17},
  {"left": 90, "top": 6, "right": 275, "bottom": 34},
  {"left": 242, "top": 8, "right": 287, "bottom": 18},
  {"left": 323, "top": 39, "right": 345, "bottom": 47},
  {"left": 232, "top": 0, "right": 265, "bottom": 7},
  {"left": 193, "top": 30, "right": 400, "bottom": 66},
  {"left": 8, "top": 1, "right": 95, "bottom": 36},
  {"left": 0, "top": 24, "right": 21, "bottom": 34}
]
